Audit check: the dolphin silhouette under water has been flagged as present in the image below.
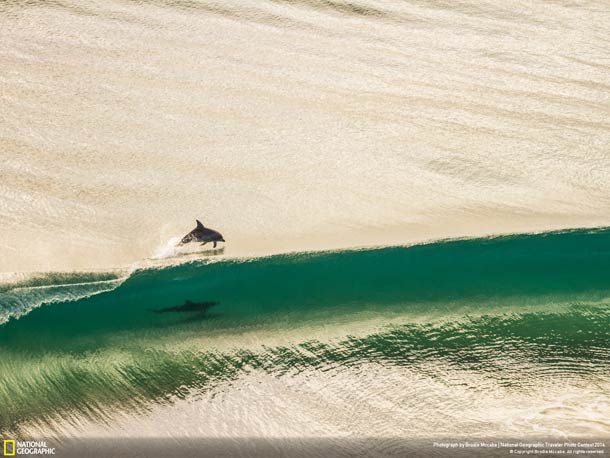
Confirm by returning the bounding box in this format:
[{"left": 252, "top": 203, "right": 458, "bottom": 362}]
[
  {"left": 152, "top": 300, "right": 218, "bottom": 314},
  {"left": 178, "top": 220, "right": 225, "bottom": 247}
]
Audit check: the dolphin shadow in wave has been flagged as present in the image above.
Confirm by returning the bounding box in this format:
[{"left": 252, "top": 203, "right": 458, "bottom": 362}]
[{"left": 151, "top": 300, "right": 218, "bottom": 314}]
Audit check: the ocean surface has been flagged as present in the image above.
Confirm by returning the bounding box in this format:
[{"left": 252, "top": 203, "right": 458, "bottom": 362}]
[
  {"left": 1, "top": 0, "right": 610, "bottom": 455},
  {"left": 1, "top": 229, "right": 610, "bottom": 448},
  {"left": 2, "top": 0, "right": 610, "bottom": 272}
]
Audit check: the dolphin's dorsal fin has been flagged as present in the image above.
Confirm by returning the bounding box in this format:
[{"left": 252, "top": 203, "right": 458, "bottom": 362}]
[{"left": 196, "top": 220, "right": 204, "bottom": 229}]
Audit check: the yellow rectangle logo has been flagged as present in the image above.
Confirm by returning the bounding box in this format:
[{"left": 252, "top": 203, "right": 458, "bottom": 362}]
[{"left": 3, "top": 439, "right": 16, "bottom": 456}]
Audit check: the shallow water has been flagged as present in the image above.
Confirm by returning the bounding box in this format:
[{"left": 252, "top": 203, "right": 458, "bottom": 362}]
[{"left": 1, "top": 0, "right": 610, "bottom": 271}]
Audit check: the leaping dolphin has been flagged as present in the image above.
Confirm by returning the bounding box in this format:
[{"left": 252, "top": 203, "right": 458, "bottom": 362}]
[{"left": 178, "top": 220, "right": 225, "bottom": 248}]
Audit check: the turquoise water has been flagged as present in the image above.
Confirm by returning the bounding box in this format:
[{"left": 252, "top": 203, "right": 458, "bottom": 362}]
[
  {"left": 3, "top": 0, "right": 610, "bottom": 450},
  {"left": 1, "top": 228, "right": 610, "bottom": 435}
]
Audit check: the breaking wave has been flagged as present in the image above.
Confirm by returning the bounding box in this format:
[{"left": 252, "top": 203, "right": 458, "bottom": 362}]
[{"left": 1, "top": 228, "right": 610, "bottom": 436}]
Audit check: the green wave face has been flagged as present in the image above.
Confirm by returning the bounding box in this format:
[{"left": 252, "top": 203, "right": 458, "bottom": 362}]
[{"left": 1, "top": 229, "right": 610, "bottom": 434}]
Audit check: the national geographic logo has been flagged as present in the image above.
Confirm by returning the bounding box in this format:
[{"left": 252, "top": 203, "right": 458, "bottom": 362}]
[
  {"left": 2, "top": 440, "right": 15, "bottom": 457},
  {"left": 1, "top": 440, "right": 55, "bottom": 456}
]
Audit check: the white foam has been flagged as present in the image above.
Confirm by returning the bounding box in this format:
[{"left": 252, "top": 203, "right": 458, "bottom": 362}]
[{"left": 0, "top": 271, "right": 129, "bottom": 325}]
